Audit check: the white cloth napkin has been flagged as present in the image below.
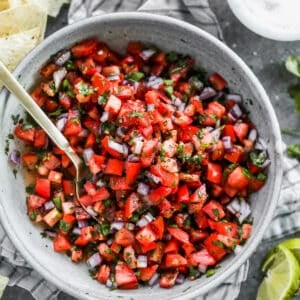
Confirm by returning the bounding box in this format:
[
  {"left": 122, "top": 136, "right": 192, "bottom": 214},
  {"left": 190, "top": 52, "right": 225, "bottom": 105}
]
[{"left": 0, "top": 1, "right": 299, "bottom": 299}]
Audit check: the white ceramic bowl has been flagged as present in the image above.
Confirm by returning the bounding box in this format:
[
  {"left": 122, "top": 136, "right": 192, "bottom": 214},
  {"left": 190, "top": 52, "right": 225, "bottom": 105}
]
[{"left": 0, "top": 12, "right": 282, "bottom": 300}]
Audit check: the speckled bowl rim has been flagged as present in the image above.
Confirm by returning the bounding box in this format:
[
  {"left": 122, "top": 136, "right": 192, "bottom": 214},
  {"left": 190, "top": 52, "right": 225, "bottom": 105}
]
[{"left": 0, "top": 12, "right": 283, "bottom": 300}]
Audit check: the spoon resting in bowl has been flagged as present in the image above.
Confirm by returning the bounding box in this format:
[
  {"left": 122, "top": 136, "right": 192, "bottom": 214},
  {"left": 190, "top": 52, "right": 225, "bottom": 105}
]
[{"left": 0, "top": 60, "right": 99, "bottom": 222}]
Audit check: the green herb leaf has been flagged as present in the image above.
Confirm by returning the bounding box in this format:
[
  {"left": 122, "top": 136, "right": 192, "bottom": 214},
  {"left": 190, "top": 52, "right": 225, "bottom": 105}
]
[
  {"left": 288, "top": 83, "right": 300, "bottom": 114},
  {"left": 25, "top": 184, "right": 35, "bottom": 194},
  {"left": 98, "top": 91, "right": 110, "bottom": 105},
  {"left": 53, "top": 196, "right": 62, "bottom": 211},
  {"left": 101, "top": 121, "right": 117, "bottom": 134},
  {"left": 165, "top": 85, "right": 173, "bottom": 97},
  {"left": 49, "top": 108, "right": 63, "bottom": 117},
  {"left": 98, "top": 223, "right": 110, "bottom": 236},
  {"left": 76, "top": 82, "right": 95, "bottom": 96},
  {"left": 249, "top": 150, "right": 267, "bottom": 167},
  {"left": 257, "top": 172, "right": 267, "bottom": 181},
  {"left": 59, "top": 220, "right": 71, "bottom": 232},
  {"left": 206, "top": 268, "right": 216, "bottom": 277},
  {"left": 241, "top": 167, "right": 252, "bottom": 179},
  {"left": 125, "top": 71, "right": 145, "bottom": 82},
  {"left": 128, "top": 111, "right": 144, "bottom": 118},
  {"left": 285, "top": 56, "right": 300, "bottom": 77},
  {"left": 287, "top": 144, "right": 300, "bottom": 159},
  {"left": 167, "top": 52, "right": 179, "bottom": 62},
  {"left": 66, "top": 60, "right": 76, "bottom": 71},
  {"left": 163, "top": 79, "right": 173, "bottom": 86}
]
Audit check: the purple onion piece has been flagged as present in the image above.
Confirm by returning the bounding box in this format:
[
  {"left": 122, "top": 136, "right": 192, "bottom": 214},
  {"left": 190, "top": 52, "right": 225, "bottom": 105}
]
[
  {"left": 82, "top": 148, "right": 94, "bottom": 164},
  {"left": 56, "top": 117, "right": 67, "bottom": 132},
  {"left": 9, "top": 150, "right": 21, "bottom": 165},
  {"left": 144, "top": 213, "right": 155, "bottom": 223},
  {"left": 230, "top": 104, "right": 242, "bottom": 119},
  {"left": 148, "top": 272, "right": 160, "bottom": 286},
  {"left": 234, "top": 245, "right": 243, "bottom": 255},
  {"left": 136, "top": 217, "right": 150, "bottom": 228},
  {"left": 137, "top": 182, "right": 150, "bottom": 196},
  {"left": 222, "top": 136, "right": 233, "bottom": 152},
  {"left": 96, "top": 179, "right": 106, "bottom": 188},
  {"left": 175, "top": 273, "right": 185, "bottom": 284},
  {"left": 133, "top": 140, "right": 144, "bottom": 155},
  {"left": 108, "top": 140, "right": 125, "bottom": 154},
  {"left": 126, "top": 223, "right": 135, "bottom": 231},
  {"left": 225, "top": 93, "right": 242, "bottom": 103},
  {"left": 53, "top": 67, "right": 67, "bottom": 89},
  {"left": 106, "top": 279, "right": 113, "bottom": 288},
  {"left": 54, "top": 50, "right": 71, "bottom": 66},
  {"left": 44, "top": 230, "right": 56, "bottom": 238},
  {"left": 137, "top": 255, "right": 148, "bottom": 268},
  {"left": 147, "top": 104, "right": 155, "bottom": 112},
  {"left": 107, "top": 74, "right": 120, "bottom": 81},
  {"left": 111, "top": 221, "right": 125, "bottom": 230},
  {"left": 162, "top": 233, "right": 172, "bottom": 241},
  {"left": 87, "top": 253, "right": 102, "bottom": 268},
  {"left": 72, "top": 227, "right": 81, "bottom": 235},
  {"left": 106, "top": 239, "right": 113, "bottom": 246},
  {"left": 248, "top": 128, "right": 257, "bottom": 141},
  {"left": 44, "top": 201, "right": 55, "bottom": 211},
  {"left": 100, "top": 111, "right": 109, "bottom": 123},
  {"left": 127, "top": 154, "right": 140, "bottom": 162},
  {"left": 140, "top": 49, "right": 156, "bottom": 61},
  {"left": 147, "top": 76, "right": 164, "bottom": 89},
  {"left": 116, "top": 127, "right": 127, "bottom": 138},
  {"left": 210, "top": 128, "right": 221, "bottom": 143},
  {"left": 261, "top": 158, "right": 271, "bottom": 168},
  {"left": 86, "top": 206, "right": 98, "bottom": 217},
  {"left": 145, "top": 171, "right": 161, "bottom": 184},
  {"left": 78, "top": 129, "right": 89, "bottom": 138},
  {"left": 78, "top": 220, "right": 88, "bottom": 229},
  {"left": 199, "top": 87, "right": 217, "bottom": 100},
  {"left": 198, "top": 265, "right": 207, "bottom": 273}
]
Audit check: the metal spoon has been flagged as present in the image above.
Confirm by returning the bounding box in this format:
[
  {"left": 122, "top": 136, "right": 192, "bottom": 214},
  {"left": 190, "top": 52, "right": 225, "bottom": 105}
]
[{"left": 0, "top": 60, "right": 98, "bottom": 222}]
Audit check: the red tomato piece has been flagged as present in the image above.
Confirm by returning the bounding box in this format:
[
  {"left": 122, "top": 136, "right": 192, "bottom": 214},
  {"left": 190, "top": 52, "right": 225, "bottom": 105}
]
[
  {"left": 115, "top": 228, "right": 135, "bottom": 247},
  {"left": 115, "top": 264, "right": 138, "bottom": 289},
  {"left": 53, "top": 234, "right": 71, "bottom": 252},
  {"left": 164, "top": 254, "right": 187, "bottom": 267},
  {"left": 187, "top": 248, "right": 216, "bottom": 266},
  {"left": 227, "top": 166, "right": 250, "bottom": 190},
  {"left": 159, "top": 271, "right": 179, "bottom": 289},
  {"left": 35, "top": 178, "right": 51, "bottom": 199},
  {"left": 209, "top": 72, "right": 227, "bottom": 91},
  {"left": 125, "top": 162, "right": 142, "bottom": 185},
  {"left": 204, "top": 233, "right": 227, "bottom": 261},
  {"left": 97, "top": 265, "right": 110, "bottom": 284},
  {"left": 167, "top": 227, "right": 189, "bottom": 244},
  {"left": 71, "top": 39, "right": 98, "bottom": 57},
  {"left": 148, "top": 187, "right": 172, "bottom": 205},
  {"left": 136, "top": 225, "right": 157, "bottom": 245},
  {"left": 124, "top": 193, "right": 140, "bottom": 219},
  {"left": 206, "top": 162, "right": 222, "bottom": 184},
  {"left": 104, "top": 158, "right": 124, "bottom": 176},
  {"left": 202, "top": 200, "right": 225, "bottom": 221},
  {"left": 150, "top": 216, "right": 165, "bottom": 240}
]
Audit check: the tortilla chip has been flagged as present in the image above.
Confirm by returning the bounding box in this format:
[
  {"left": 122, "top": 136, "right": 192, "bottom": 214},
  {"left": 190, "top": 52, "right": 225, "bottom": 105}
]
[
  {"left": 0, "top": 4, "right": 47, "bottom": 40},
  {"left": 0, "top": 0, "right": 9, "bottom": 11},
  {"left": 0, "top": 27, "right": 40, "bottom": 71}
]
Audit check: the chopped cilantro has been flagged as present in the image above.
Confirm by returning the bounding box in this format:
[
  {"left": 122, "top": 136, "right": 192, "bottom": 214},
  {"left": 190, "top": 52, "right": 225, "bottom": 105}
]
[
  {"left": 66, "top": 60, "right": 76, "bottom": 71},
  {"left": 59, "top": 220, "right": 70, "bottom": 232},
  {"left": 205, "top": 268, "right": 216, "bottom": 277},
  {"left": 76, "top": 82, "right": 95, "bottom": 96},
  {"left": 62, "top": 79, "right": 71, "bottom": 91},
  {"left": 285, "top": 56, "right": 300, "bottom": 77},
  {"left": 7, "top": 134, "right": 14, "bottom": 139},
  {"left": 29, "top": 210, "right": 38, "bottom": 221},
  {"left": 12, "top": 168, "right": 18, "bottom": 178},
  {"left": 241, "top": 168, "right": 252, "bottom": 179},
  {"left": 101, "top": 121, "right": 117, "bottom": 134},
  {"left": 160, "top": 148, "right": 166, "bottom": 162},
  {"left": 163, "top": 79, "right": 173, "bottom": 86},
  {"left": 249, "top": 151, "right": 266, "bottom": 167},
  {"left": 167, "top": 52, "right": 179, "bottom": 62},
  {"left": 98, "top": 91, "right": 109, "bottom": 105},
  {"left": 165, "top": 85, "right": 174, "bottom": 97},
  {"left": 53, "top": 196, "right": 62, "bottom": 211},
  {"left": 98, "top": 223, "right": 110, "bottom": 236},
  {"left": 212, "top": 208, "right": 220, "bottom": 217},
  {"left": 49, "top": 108, "right": 63, "bottom": 117},
  {"left": 125, "top": 71, "right": 145, "bottom": 82},
  {"left": 257, "top": 172, "right": 267, "bottom": 181},
  {"left": 25, "top": 184, "right": 35, "bottom": 194},
  {"left": 22, "top": 124, "right": 34, "bottom": 131},
  {"left": 11, "top": 114, "right": 20, "bottom": 125},
  {"left": 128, "top": 111, "right": 144, "bottom": 118},
  {"left": 103, "top": 199, "right": 112, "bottom": 208}
]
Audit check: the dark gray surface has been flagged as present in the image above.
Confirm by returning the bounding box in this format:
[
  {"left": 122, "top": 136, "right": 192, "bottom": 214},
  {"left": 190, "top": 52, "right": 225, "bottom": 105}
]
[{"left": 2, "top": 2, "right": 300, "bottom": 300}]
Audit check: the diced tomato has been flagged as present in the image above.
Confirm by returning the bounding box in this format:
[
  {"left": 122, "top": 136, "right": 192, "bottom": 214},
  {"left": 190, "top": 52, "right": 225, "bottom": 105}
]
[
  {"left": 150, "top": 164, "right": 179, "bottom": 188},
  {"left": 167, "top": 227, "right": 189, "bottom": 244},
  {"left": 215, "top": 222, "right": 239, "bottom": 238},
  {"left": 92, "top": 187, "right": 110, "bottom": 202},
  {"left": 139, "top": 265, "right": 159, "bottom": 282},
  {"left": 97, "top": 265, "right": 110, "bottom": 284},
  {"left": 35, "top": 178, "right": 51, "bottom": 199},
  {"left": 206, "top": 162, "right": 222, "bottom": 184},
  {"left": 150, "top": 216, "right": 164, "bottom": 240},
  {"left": 115, "top": 264, "right": 138, "bottom": 289},
  {"left": 149, "top": 242, "right": 164, "bottom": 263},
  {"left": 27, "top": 195, "right": 47, "bottom": 209},
  {"left": 241, "top": 224, "right": 252, "bottom": 240},
  {"left": 71, "top": 248, "right": 83, "bottom": 262},
  {"left": 177, "top": 185, "right": 190, "bottom": 203},
  {"left": 43, "top": 208, "right": 62, "bottom": 227},
  {"left": 234, "top": 123, "right": 249, "bottom": 142},
  {"left": 53, "top": 234, "right": 71, "bottom": 252},
  {"left": 115, "top": 228, "right": 135, "bottom": 247},
  {"left": 124, "top": 193, "right": 140, "bottom": 219},
  {"left": 64, "top": 110, "right": 82, "bottom": 137},
  {"left": 40, "top": 63, "right": 57, "bottom": 77},
  {"left": 209, "top": 72, "right": 227, "bottom": 91},
  {"left": 48, "top": 170, "right": 63, "bottom": 184},
  {"left": 204, "top": 233, "right": 227, "bottom": 261},
  {"left": 148, "top": 187, "right": 172, "bottom": 205},
  {"left": 22, "top": 153, "right": 38, "bottom": 170},
  {"left": 202, "top": 200, "right": 225, "bottom": 221},
  {"left": 91, "top": 73, "right": 111, "bottom": 95},
  {"left": 88, "top": 154, "right": 105, "bottom": 174},
  {"left": 71, "top": 39, "right": 98, "bottom": 57},
  {"left": 104, "top": 94, "right": 122, "bottom": 115},
  {"left": 222, "top": 125, "right": 237, "bottom": 142},
  {"left": 125, "top": 162, "right": 142, "bottom": 185},
  {"left": 33, "top": 129, "right": 47, "bottom": 148},
  {"left": 187, "top": 248, "right": 216, "bottom": 266},
  {"left": 14, "top": 124, "right": 35, "bottom": 143},
  {"left": 227, "top": 166, "right": 250, "bottom": 190},
  {"left": 123, "top": 245, "right": 137, "bottom": 269},
  {"left": 110, "top": 176, "right": 133, "bottom": 191},
  {"left": 104, "top": 158, "right": 124, "bottom": 176},
  {"left": 159, "top": 271, "right": 178, "bottom": 289},
  {"left": 136, "top": 225, "right": 157, "bottom": 245},
  {"left": 98, "top": 243, "right": 116, "bottom": 262},
  {"left": 249, "top": 174, "right": 266, "bottom": 192}
]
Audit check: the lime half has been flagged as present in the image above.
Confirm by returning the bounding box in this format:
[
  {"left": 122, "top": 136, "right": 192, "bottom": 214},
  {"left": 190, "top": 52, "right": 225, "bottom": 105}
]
[
  {"left": 257, "top": 245, "right": 300, "bottom": 300},
  {"left": 281, "top": 239, "right": 300, "bottom": 263}
]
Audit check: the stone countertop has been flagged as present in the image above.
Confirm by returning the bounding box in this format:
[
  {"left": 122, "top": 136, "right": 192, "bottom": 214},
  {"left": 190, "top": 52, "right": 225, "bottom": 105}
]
[{"left": 2, "top": 1, "right": 300, "bottom": 299}]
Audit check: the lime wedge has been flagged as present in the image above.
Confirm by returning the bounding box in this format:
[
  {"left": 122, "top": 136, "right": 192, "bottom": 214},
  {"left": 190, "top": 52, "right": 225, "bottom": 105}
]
[
  {"left": 257, "top": 245, "right": 300, "bottom": 300},
  {"left": 281, "top": 239, "right": 300, "bottom": 263}
]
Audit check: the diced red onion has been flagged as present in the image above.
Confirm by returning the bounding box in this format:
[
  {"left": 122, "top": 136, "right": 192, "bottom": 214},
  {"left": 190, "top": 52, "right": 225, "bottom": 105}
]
[
  {"left": 148, "top": 272, "right": 160, "bottom": 286},
  {"left": 163, "top": 233, "right": 172, "bottom": 241},
  {"left": 53, "top": 67, "right": 67, "bottom": 89},
  {"left": 54, "top": 50, "right": 71, "bottom": 66},
  {"left": 206, "top": 126, "right": 214, "bottom": 133},
  {"left": 145, "top": 171, "right": 161, "bottom": 184},
  {"left": 198, "top": 265, "right": 207, "bottom": 273},
  {"left": 122, "top": 144, "right": 129, "bottom": 158},
  {"left": 225, "top": 93, "right": 242, "bottom": 103},
  {"left": 127, "top": 154, "right": 140, "bottom": 162},
  {"left": 238, "top": 199, "right": 251, "bottom": 223},
  {"left": 178, "top": 102, "right": 186, "bottom": 112},
  {"left": 234, "top": 245, "right": 243, "bottom": 255},
  {"left": 230, "top": 104, "right": 242, "bottom": 119},
  {"left": 126, "top": 223, "right": 135, "bottom": 231},
  {"left": 96, "top": 179, "right": 106, "bottom": 188},
  {"left": 222, "top": 136, "right": 233, "bottom": 152},
  {"left": 78, "top": 220, "right": 88, "bottom": 228},
  {"left": 137, "top": 255, "right": 148, "bottom": 268},
  {"left": 227, "top": 112, "right": 237, "bottom": 122},
  {"left": 140, "top": 49, "right": 156, "bottom": 61},
  {"left": 44, "top": 230, "right": 56, "bottom": 238},
  {"left": 137, "top": 217, "right": 150, "bottom": 228},
  {"left": 210, "top": 128, "right": 221, "bottom": 142},
  {"left": 82, "top": 148, "right": 94, "bottom": 164},
  {"left": 144, "top": 213, "right": 155, "bottom": 223},
  {"left": 174, "top": 97, "right": 182, "bottom": 107},
  {"left": 100, "top": 111, "right": 109, "bottom": 122},
  {"left": 137, "top": 182, "right": 150, "bottom": 196},
  {"left": 116, "top": 127, "right": 127, "bottom": 138},
  {"left": 175, "top": 273, "right": 185, "bottom": 284},
  {"left": 56, "top": 117, "right": 67, "bottom": 131},
  {"left": 107, "top": 74, "right": 120, "bottom": 81},
  {"left": 44, "top": 201, "right": 55, "bottom": 211},
  {"left": 248, "top": 129, "right": 257, "bottom": 141},
  {"left": 226, "top": 198, "right": 240, "bottom": 214},
  {"left": 199, "top": 87, "right": 217, "bottom": 100},
  {"left": 261, "top": 159, "right": 271, "bottom": 168},
  {"left": 106, "top": 279, "right": 113, "bottom": 288},
  {"left": 78, "top": 129, "right": 89, "bottom": 138},
  {"left": 72, "top": 227, "right": 81, "bottom": 235},
  {"left": 9, "top": 150, "right": 20, "bottom": 165},
  {"left": 111, "top": 221, "right": 125, "bottom": 230},
  {"left": 255, "top": 138, "right": 267, "bottom": 151},
  {"left": 147, "top": 76, "right": 164, "bottom": 89},
  {"left": 147, "top": 104, "right": 155, "bottom": 112},
  {"left": 62, "top": 202, "right": 75, "bottom": 214},
  {"left": 86, "top": 206, "right": 98, "bottom": 217},
  {"left": 87, "top": 253, "right": 102, "bottom": 268},
  {"left": 108, "top": 140, "right": 126, "bottom": 154},
  {"left": 215, "top": 119, "right": 221, "bottom": 128},
  {"left": 133, "top": 140, "right": 144, "bottom": 155},
  {"left": 106, "top": 238, "right": 113, "bottom": 246}
]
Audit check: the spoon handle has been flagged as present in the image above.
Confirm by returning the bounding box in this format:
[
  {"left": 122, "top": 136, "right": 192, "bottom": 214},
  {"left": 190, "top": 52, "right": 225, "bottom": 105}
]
[{"left": 0, "top": 61, "right": 82, "bottom": 167}]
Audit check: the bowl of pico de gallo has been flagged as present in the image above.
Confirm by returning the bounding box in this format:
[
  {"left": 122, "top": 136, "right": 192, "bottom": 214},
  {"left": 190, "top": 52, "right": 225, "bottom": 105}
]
[{"left": 0, "top": 12, "right": 282, "bottom": 300}]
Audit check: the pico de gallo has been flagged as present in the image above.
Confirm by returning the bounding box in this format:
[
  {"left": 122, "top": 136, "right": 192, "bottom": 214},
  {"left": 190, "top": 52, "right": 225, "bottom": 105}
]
[{"left": 12, "top": 38, "right": 270, "bottom": 290}]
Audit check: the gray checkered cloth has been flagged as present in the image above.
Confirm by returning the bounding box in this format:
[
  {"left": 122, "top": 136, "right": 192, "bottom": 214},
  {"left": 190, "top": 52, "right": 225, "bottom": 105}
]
[{"left": 0, "top": 1, "right": 298, "bottom": 299}]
